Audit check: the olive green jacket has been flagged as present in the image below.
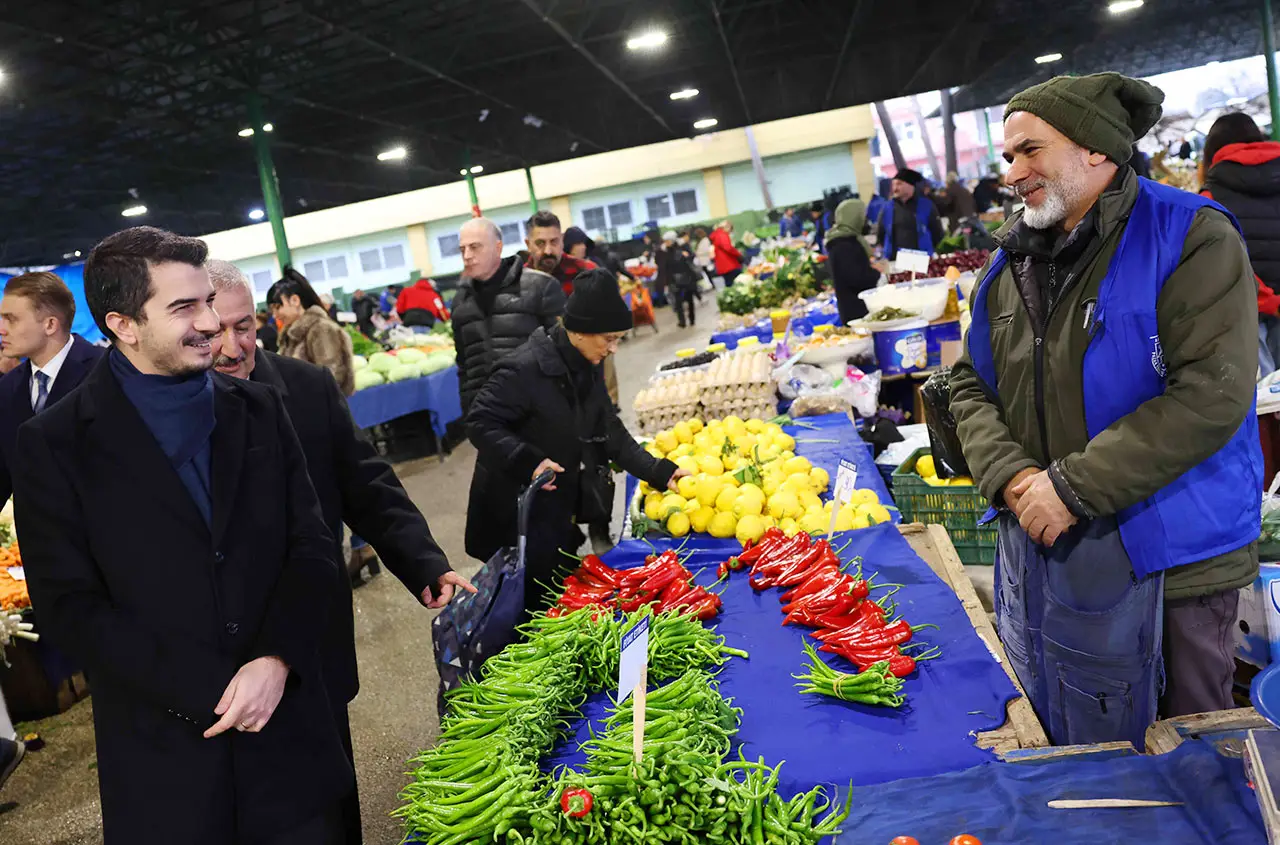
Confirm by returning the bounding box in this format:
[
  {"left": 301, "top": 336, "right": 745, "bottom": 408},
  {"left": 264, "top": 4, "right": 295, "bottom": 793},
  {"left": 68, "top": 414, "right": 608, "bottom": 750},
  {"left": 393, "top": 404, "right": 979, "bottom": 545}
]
[{"left": 950, "top": 168, "right": 1259, "bottom": 598}]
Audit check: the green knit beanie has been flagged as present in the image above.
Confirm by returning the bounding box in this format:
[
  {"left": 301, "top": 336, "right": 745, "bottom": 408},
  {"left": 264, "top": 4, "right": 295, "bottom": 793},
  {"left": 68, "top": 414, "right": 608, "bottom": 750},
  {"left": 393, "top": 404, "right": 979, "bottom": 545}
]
[{"left": 1004, "top": 72, "right": 1164, "bottom": 163}]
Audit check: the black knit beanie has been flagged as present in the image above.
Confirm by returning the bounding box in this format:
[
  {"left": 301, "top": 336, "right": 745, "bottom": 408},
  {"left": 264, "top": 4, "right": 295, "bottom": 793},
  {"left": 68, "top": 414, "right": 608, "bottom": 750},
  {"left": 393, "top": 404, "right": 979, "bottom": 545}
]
[
  {"left": 894, "top": 168, "right": 925, "bottom": 186},
  {"left": 563, "top": 268, "right": 633, "bottom": 334},
  {"left": 1004, "top": 72, "right": 1164, "bottom": 163}
]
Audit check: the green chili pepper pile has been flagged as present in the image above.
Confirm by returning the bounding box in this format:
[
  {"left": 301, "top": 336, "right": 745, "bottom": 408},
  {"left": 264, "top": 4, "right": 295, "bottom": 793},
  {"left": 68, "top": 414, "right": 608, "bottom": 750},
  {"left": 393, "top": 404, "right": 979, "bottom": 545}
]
[
  {"left": 794, "top": 640, "right": 907, "bottom": 707},
  {"left": 397, "top": 607, "right": 746, "bottom": 843},
  {"left": 520, "top": 669, "right": 850, "bottom": 845}
]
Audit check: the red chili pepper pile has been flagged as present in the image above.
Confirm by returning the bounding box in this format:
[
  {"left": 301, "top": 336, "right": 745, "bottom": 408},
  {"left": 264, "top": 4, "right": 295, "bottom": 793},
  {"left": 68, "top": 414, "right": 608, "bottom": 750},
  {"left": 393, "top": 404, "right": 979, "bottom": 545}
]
[
  {"left": 548, "top": 552, "right": 722, "bottom": 621},
  {"left": 728, "top": 529, "right": 940, "bottom": 678}
]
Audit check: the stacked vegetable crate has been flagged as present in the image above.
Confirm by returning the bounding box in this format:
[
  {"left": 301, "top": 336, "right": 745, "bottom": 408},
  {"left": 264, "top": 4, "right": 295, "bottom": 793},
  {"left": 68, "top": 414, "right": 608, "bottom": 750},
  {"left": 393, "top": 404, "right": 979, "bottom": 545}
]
[{"left": 891, "top": 448, "right": 996, "bottom": 565}]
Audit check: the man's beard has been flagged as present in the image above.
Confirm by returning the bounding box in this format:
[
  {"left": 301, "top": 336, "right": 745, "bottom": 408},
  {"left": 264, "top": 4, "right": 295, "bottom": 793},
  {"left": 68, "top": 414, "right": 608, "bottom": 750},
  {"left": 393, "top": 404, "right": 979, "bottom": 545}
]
[
  {"left": 1018, "top": 158, "right": 1090, "bottom": 230},
  {"left": 536, "top": 253, "right": 559, "bottom": 271},
  {"left": 141, "top": 329, "right": 215, "bottom": 377}
]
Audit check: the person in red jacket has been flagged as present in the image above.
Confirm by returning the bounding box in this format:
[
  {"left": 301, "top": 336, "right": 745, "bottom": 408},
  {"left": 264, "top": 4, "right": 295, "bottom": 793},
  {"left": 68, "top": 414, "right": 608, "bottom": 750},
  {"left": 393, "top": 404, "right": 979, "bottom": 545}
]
[
  {"left": 395, "top": 277, "right": 450, "bottom": 329},
  {"left": 709, "top": 221, "right": 744, "bottom": 286}
]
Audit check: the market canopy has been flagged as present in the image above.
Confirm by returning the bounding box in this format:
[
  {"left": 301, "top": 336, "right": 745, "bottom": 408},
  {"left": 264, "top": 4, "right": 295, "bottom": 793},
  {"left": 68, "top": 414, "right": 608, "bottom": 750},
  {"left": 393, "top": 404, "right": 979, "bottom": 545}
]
[{"left": 0, "top": 0, "right": 1265, "bottom": 265}]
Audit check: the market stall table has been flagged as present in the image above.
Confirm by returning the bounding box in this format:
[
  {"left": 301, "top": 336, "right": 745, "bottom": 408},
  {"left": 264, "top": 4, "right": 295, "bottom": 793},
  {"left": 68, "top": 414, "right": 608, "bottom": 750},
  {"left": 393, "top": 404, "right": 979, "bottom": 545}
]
[{"left": 345, "top": 364, "right": 462, "bottom": 441}]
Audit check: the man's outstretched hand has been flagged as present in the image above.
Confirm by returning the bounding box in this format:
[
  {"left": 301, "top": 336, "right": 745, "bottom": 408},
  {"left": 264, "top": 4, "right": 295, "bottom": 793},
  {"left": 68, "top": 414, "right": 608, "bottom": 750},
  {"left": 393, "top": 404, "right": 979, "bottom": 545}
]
[
  {"left": 422, "top": 571, "right": 478, "bottom": 609},
  {"left": 204, "top": 656, "right": 289, "bottom": 738}
]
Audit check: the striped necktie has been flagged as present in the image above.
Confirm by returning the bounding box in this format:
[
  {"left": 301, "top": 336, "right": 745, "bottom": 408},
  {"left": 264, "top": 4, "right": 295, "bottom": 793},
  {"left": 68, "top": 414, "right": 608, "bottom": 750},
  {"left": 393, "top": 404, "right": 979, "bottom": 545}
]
[{"left": 33, "top": 370, "right": 49, "bottom": 414}]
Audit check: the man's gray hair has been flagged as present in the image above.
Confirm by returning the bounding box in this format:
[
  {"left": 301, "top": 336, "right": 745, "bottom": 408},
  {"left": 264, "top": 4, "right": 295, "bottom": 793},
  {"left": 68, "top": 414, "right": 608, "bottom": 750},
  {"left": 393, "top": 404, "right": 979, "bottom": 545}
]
[
  {"left": 206, "top": 259, "right": 253, "bottom": 295},
  {"left": 460, "top": 216, "right": 502, "bottom": 243}
]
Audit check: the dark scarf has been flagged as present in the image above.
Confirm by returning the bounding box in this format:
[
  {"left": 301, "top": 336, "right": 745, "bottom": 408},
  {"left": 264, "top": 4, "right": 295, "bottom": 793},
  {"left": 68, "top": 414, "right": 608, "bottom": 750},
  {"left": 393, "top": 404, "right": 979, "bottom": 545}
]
[
  {"left": 109, "top": 348, "right": 216, "bottom": 527},
  {"left": 551, "top": 323, "right": 596, "bottom": 399}
]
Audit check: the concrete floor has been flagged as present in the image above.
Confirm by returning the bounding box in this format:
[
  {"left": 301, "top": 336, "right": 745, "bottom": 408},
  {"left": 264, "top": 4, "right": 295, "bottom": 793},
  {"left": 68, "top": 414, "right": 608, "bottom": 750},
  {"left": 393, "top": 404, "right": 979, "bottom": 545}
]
[{"left": 0, "top": 294, "right": 996, "bottom": 843}]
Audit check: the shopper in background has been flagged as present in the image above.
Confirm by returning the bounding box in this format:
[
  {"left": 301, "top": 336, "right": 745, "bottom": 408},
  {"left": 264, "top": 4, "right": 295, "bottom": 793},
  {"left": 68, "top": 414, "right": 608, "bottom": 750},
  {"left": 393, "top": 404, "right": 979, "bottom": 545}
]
[
  {"left": 1199, "top": 111, "right": 1280, "bottom": 376},
  {"left": 207, "top": 260, "right": 472, "bottom": 845},
  {"left": 466, "top": 269, "right": 686, "bottom": 615},
  {"left": 875, "top": 168, "right": 945, "bottom": 260},
  {"left": 940, "top": 172, "right": 978, "bottom": 234},
  {"left": 527, "top": 212, "right": 597, "bottom": 297},
  {"left": 395, "top": 276, "right": 450, "bottom": 330},
  {"left": 15, "top": 226, "right": 352, "bottom": 844},
  {"left": 710, "top": 220, "right": 743, "bottom": 287},
  {"left": 320, "top": 291, "right": 339, "bottom": 322},
  {"left": 0, "top": 270, "right": 103, "bottom": 790},
  {"left": 824, "top": 199, "right": 883, "bottom": 325},
  {"left": 267, "top": 267, "right": 355, "bottom": 396},
  {"left": 809, "top": 201, "right": 832, "bottom": 253},
  {"left": 350, "top": 289, "right": 377, "bottom": 338},
  {"left": 778, "top": 207, "right": 804, "bottom": 238},
  {"left": 658, "top": 230, "right": 698, "bottom": 328},
  {"left": 256, "top": 310, "right": 278, "bottom": 352},
  {"left": 451, "top": 216, "right": 565, "bottom": 413},
  {"left": 952, "top": 73, "right": 1260, "bottom": 746},
  {"left": 378, "top": 284, "right": 402, "bottom": 317},
  {"left": 693, "top": 226, "right": 715, "bottom": 287},
  {"left": 973, "top": 165, "right": 1008, "bottom": 212}
]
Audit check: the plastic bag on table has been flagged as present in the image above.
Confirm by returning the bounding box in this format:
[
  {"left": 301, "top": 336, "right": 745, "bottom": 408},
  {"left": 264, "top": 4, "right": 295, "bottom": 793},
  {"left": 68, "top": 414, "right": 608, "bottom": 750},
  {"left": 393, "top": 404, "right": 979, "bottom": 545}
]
[
  {"left": 789, "top": 367, "right": 881, "bottom": 418},
  {"left": 774, "top": 363, "right": 832, "bottom": 401},
  {"left": 920, "top": 368, "right": 970, "bottom": 479}
]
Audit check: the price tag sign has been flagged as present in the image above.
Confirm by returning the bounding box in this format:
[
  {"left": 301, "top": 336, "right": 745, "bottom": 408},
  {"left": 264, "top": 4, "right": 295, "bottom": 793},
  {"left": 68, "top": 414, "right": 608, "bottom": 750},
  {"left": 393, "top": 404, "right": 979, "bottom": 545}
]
[
  {"left": 617, "top": 615, "right": 650, "bottom": 704},
  {"left": 896, "top": 249, "right": 931, "bottom": 276},
  {"left": 827, "top": 459, "right": 859, "bottom": 537},
  {"left": 336, "top": 311, "right": 357, "bottom": 324},
  {"left": 5, "top": 566, "right": 23, "bottom": 581}
]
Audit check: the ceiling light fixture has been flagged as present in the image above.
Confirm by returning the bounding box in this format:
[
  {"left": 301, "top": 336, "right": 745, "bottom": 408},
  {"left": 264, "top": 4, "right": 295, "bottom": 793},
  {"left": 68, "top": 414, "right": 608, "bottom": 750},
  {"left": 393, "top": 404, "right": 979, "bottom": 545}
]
[
  {"left": 626, "top": 30, "right": 668, "bottom": 50},
  {"left": 1035, "top": 53, "right": 1063, "bottom": 64},
  {"left": 262, "top": 123, "right": 273, "bottom": 132},
  {"left": 670, "top": 88, "right": 699, "bottom": 100},
  {"left": 74, "top": 250, "right": 81, "bottom": 257},
  {"left": 1107, "top": 0, "right": 1143, "bottom": 13},
  {"left": 238, "top": 127, "right": 254, "bottom": 137},
  {"left": 458, "top": 165, "right": 484, "bottom": 176},
  {"left": 249, "top": 209, "right": 265, "bottom": 221},
  {"left": 378, "top": 146, "right": 407, "bottom": 161},
  {"left": 693, "top": 118, "right": 718, "bottom": 130},
  {"left": 121, "top": 205, "right": 147, "bottom": 217}
]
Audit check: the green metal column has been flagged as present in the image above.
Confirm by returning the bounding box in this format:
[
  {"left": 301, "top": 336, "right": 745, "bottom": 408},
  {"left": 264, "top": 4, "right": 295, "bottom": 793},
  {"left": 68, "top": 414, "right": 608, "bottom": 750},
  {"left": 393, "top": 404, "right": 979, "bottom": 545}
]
[
  {"left": 1266, "top": 0, "right": 1280, "bottom": 140},
  {"left": 525, "top": 166, "right": 538, "bottom": 216},
  {"left": 982, "top": 108, "right": 998, "bottom": 166},
  {"left": 463, "top": 148, "right": 481, "bottom": 217},
  {"left": 247, "top": 92, "right": 291, "bottom": 268}
]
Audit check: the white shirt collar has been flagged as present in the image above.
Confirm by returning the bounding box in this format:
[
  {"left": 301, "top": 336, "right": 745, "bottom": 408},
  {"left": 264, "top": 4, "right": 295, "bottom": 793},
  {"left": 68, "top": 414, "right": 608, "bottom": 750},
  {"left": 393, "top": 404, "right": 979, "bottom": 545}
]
[{"left": 30, "top": 336, "right": 75, "bottom": 400}]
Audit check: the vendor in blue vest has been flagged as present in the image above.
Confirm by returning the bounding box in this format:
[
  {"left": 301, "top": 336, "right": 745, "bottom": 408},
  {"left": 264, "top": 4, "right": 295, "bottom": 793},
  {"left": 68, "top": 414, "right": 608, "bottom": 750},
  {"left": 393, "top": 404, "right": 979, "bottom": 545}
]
[
  {"left": 951, "top": 73, "right": 1261, "bottom": 747},
  {"left": 875, "top": 168, "right": 945, "bottom": 260}
]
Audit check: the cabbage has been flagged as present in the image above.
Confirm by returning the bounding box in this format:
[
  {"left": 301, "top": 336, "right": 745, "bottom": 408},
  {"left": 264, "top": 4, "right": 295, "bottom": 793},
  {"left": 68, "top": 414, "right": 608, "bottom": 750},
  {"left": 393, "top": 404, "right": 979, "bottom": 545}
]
[
  {"left": 368, "top": 352, "right": 397, "bottom": 374},
  {"left": 354, "top": 369, "right": 386, "bottom": 391},
  {"left": 396, "top": 347, "right": 427, "bottom": 366},
  {"left": 352, "top": 354, "right": 368, "bottom": 371},
  {"left": 420, "top": 350, "right": 455, "bottom": 374},
  {"left": 388, "top": 363, "right": 422, "bottom": 382}
]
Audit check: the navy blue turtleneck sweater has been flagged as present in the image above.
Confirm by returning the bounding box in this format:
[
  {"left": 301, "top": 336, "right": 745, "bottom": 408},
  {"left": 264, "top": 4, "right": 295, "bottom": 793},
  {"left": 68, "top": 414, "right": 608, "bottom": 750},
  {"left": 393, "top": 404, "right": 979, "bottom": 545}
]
[{"left": 109, "top": 349, "right": 216, "bottom": 527}]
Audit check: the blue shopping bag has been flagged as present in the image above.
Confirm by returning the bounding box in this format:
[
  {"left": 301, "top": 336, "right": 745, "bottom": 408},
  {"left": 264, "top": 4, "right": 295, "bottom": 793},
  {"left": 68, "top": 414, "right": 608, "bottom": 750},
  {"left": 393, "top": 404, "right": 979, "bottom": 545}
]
[{"left": 431, "top": 471, "right": 551, "bottom": 714}]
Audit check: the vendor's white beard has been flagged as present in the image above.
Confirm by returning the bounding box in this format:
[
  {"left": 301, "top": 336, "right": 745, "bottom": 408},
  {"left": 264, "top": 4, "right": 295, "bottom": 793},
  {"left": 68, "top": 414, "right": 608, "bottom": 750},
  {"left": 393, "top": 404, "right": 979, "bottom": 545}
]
[{"left": 1019, "top": 159, "right": 1091, "bottom": 230}]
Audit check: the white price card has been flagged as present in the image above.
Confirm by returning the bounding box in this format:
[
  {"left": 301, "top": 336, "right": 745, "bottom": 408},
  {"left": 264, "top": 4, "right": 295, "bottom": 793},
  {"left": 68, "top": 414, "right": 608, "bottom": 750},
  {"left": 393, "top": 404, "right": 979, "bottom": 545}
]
[
  {"left": 6, "top": 566, "right": 24, "bottom": 581},
  {"left": 896, "top": 249, "right": 931, "bottom": 276},
  {"left": 617, "top": 615, "right": 650, "bottom": 704},
  {"left": 827, "top": 459, "right": 859, "bottom": 537},
  {"left": 336, "top": 311, "right": 357, "bottom": 324}
]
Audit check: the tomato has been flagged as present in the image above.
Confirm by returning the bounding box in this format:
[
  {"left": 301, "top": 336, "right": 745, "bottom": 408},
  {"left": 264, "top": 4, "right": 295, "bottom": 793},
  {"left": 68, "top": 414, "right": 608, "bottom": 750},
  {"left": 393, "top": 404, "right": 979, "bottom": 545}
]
[
  {"left": 890, "top": 838, "right": 920, "bottom": 845},
  {"left": 949, "top": 836, "right": 983, "bottom": 845}
]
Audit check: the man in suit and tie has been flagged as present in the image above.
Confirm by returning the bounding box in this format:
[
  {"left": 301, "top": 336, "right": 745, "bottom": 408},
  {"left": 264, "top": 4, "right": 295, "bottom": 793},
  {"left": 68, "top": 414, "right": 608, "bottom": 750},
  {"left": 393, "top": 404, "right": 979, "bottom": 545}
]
[
  {"left": 13, "top": 227, "right": 352, "bottom": 844},
  {"left": 0, "top": 271, "right": 103, "bottom": 789}
]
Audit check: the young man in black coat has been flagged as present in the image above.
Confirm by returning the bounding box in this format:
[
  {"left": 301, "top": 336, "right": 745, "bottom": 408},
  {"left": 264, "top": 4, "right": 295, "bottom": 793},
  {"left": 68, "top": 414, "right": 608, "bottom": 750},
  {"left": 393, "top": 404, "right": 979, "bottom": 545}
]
[
  {"left": 0, "top": 271, "right": 104, "bottom": 786},
  {"left": 13, "top": 227, "right": 352, "bottom": 845},
  {"left": 205, "top": 259, "right": 474, "bottom": 844}
]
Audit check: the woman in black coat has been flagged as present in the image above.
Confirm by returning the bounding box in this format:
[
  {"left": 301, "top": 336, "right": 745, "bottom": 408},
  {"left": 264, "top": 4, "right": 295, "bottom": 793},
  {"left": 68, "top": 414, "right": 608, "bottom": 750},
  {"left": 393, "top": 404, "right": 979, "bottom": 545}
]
[
  {"left": 466, "top": 269, "right": 685, "bottom": 613},
  {"left": 825, "top": 198, "right": 884, "bottom": 324}
]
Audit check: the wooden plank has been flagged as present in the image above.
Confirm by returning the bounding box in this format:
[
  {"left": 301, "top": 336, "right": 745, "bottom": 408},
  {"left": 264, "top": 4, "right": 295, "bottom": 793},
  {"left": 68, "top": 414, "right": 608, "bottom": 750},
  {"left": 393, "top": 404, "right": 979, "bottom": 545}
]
[
  {"left": 1144, "top": 708, "right": 1272, "bottom": 754},
  {"left": 1002, "top": 740, "right": 1137, "bottom": 764},
  {"left": 898, "top": 523, "right": 1050, "bottom": 753}
]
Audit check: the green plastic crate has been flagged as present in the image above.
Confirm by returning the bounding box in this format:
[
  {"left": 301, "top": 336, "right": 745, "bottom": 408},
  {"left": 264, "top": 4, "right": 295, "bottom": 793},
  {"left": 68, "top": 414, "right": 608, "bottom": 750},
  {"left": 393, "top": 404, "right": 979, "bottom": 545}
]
[{"left": 891, "top": 447, "right": 996, "bottom": 565}]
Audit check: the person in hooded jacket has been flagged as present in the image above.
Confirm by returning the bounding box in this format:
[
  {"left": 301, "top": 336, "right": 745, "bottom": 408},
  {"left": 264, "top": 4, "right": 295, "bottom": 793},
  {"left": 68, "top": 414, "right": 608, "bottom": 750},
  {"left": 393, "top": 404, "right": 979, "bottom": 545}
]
[
  {"left": 825, "top": 198, "right": 885, "bottom": 324},
  {"left": 1200, "top": 111, "right": 1280, "bottom": 375},
  {"left": 465, "top": 269, "right": 687, "bottom": 614}
]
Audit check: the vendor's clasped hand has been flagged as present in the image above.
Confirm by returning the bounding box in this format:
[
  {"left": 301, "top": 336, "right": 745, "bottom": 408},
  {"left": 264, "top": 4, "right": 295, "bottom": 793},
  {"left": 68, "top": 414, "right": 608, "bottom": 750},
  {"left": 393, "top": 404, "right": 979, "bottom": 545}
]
[{"left": 1010, "top": 470, "right": 1078, "bottom": 548}]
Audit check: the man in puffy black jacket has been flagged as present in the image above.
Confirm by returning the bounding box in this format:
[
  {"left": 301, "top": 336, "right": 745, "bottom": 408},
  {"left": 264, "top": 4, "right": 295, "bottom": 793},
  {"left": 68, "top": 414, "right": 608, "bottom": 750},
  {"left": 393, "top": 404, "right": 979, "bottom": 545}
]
[{"left": 451, "top": 217, "right": 566, "bottom": 411}]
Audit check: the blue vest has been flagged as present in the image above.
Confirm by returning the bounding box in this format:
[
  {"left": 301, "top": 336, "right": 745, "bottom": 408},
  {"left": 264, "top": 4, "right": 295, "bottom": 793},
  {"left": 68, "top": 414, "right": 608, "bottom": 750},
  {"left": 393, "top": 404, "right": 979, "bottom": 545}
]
[
  {"left": 880, "top": 197, "right": 935, "bottom": 259},
  {"left": 968, "top": 178, "right": 1262, "bottom": 579}
]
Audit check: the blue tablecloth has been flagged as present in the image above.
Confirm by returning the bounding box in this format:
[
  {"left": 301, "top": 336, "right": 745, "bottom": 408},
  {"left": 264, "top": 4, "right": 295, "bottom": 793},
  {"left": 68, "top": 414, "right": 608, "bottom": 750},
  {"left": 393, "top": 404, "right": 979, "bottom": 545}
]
[
  {"left": 544, "top": 521, "right": 1020, "bottom": 796},
  {"left": 709, "top": 308, "right": 841, "bottom": 350},
  {"left": 842, "top": 739, "right": 1264, "bottom": 845},
  {"left": 346, "top": 365, "right": 462, "bottom": 439}
]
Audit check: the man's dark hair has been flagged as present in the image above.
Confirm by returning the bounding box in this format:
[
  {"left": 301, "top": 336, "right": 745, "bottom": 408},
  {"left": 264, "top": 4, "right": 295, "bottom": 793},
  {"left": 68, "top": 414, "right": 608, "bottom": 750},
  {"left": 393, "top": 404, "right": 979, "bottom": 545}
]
[
  {"left": 84, "top": 226, "right": 208, "bottom": 341},
  {"left": 4, "top": 271, "right": 76, "bottom": 332},
  {"left": 1203, "top": 111, "right": 1264, "bottom": 174},
  {"left": 527, "top": 210, "right": 561, "bottom": 231},
  {"left": 265, "top": 265, "right": 324, "bottom": 311}
]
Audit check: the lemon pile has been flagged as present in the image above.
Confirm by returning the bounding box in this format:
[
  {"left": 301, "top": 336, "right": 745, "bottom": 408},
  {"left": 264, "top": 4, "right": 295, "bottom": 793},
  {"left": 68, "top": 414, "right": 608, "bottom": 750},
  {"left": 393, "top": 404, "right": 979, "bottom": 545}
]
[
  {"left": 915, "top": 454, "right": 975, "bottom": 487},
  {"left": 637, "top": 416, "right": 893, "bottom": 546}
]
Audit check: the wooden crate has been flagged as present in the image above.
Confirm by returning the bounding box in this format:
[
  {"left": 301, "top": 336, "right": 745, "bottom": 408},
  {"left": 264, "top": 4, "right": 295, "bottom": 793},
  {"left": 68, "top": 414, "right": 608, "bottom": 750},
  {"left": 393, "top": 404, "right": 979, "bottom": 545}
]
[{"left": 898, "top": 522, "right": 1050, "bottom": 755}]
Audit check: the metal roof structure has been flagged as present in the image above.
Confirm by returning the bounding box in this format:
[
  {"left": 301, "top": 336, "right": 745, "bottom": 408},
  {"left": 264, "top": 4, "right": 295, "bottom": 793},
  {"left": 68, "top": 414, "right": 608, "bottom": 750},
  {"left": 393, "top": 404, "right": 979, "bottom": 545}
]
[{"left": 0, "top": 0, "right": 1268, "bottom": 264}]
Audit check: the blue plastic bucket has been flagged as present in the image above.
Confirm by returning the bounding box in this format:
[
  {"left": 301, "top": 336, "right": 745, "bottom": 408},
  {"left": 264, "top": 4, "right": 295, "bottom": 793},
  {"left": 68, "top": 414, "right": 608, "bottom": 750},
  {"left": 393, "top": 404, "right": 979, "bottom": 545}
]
[
  {"left": 926, "top": 319, "right": 962, "bottom": 368},
  {"left": 871, "top": 320, "right": 929, "bottom": 376}
]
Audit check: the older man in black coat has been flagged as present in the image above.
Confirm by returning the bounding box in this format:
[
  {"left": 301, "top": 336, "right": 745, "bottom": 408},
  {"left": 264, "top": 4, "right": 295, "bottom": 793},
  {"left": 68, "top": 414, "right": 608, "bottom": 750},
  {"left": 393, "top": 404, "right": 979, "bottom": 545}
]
[
  {"left": 13, "top": 227, "right": 352, "bottom": 845},
  {"left": 204, "top": 259, "right": 473, "bottom": 843}
]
